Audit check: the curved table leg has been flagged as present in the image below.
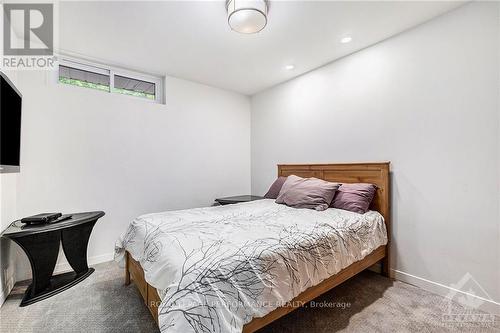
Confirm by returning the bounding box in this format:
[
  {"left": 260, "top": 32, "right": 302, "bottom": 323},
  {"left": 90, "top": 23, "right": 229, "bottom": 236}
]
[
  {"left": 61, "top": 220, "right": 96, "bottom": 275},
  {"left": 12, "top": 231, "right": 61, "bottom": 305}
]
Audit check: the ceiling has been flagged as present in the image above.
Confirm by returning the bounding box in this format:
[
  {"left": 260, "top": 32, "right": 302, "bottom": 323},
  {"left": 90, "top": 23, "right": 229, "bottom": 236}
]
[{"left": 57, "top": 1, "right": 465, "bottom": 95}]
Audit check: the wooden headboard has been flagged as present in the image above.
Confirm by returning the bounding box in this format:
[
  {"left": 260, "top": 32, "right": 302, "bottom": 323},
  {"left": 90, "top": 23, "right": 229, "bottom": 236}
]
[
  {"left": 278, "top": 162, "right": 391, "bottom": 273},
  {"left": 278, "top": 162, "right": 390, "bottom": 220}
]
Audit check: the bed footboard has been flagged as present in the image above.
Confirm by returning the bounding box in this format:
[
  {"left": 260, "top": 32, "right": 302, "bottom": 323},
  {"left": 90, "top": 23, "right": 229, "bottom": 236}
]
[{"left": 125, "top": 245, "right": 386, "bottom": 332}]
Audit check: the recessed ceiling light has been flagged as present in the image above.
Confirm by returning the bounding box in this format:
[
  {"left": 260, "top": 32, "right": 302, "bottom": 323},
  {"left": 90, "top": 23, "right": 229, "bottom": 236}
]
[
  {"left": 285, "top": 65, "right": 295, "bottom": 70},
  {"left": 341, "top": 36, "right": 352, "bottom": 44}
]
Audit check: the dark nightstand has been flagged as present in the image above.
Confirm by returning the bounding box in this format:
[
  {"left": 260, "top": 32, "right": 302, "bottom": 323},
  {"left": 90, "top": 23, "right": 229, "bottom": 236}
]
[{"left": 215, "top": 195, "right": 264, "bottom": 205}]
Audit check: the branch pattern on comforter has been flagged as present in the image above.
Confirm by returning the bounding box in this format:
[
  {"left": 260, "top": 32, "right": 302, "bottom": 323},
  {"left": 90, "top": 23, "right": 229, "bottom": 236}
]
[{"left": 115, "top": 199, "right": 387, "bottom": 333}]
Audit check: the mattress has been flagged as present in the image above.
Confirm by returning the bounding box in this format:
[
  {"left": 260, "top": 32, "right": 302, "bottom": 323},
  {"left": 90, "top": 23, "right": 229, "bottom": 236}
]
[{"left": 115, "top": 199, "right": 387, "bottom": 333}]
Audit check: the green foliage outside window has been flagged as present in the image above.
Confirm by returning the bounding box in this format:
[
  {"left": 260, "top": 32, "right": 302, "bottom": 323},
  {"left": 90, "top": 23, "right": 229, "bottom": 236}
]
[
  {"left": 59, "top": 77, "right": 155, "bottom": 100},
  {"left": 59, "top": 77, "right": 110, "bottom": 92},
  {"left": 113, "top": 87, "right": 155, "bottom": 100}
]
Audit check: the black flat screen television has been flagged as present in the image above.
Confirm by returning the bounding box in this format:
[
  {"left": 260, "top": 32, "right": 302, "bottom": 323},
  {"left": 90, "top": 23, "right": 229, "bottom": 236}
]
[{"left": 0, "top": 71, "right": 22, "bottom": 173}]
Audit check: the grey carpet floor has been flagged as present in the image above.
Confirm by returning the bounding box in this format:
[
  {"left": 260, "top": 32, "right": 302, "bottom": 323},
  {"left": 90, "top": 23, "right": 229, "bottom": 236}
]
[{"left": 0, "top": 261, "right": 498, "bottom": 333}]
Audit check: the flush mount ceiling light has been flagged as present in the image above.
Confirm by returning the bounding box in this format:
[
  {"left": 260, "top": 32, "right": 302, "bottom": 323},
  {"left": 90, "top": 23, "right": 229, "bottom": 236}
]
[{"left": 226, "top": 0, "right": 268, "bottom": 34}]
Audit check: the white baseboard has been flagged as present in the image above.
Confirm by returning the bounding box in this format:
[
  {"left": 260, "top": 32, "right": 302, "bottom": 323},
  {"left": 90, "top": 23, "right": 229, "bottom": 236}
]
[
  {"left": 54, "top": 252, "right": 115, "bottom": 274},
  {"left": 392, "top": 269, "right": 500, "bottom": 315}
]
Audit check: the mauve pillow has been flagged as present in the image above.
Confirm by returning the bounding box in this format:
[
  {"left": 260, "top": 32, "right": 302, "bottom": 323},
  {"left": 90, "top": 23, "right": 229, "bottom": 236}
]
[
  {"left": 264, "top": 176, "right": 287, "bottom": 199},
  {"left": 276, "top": 175, "right": 340, "bottom": 211},
  {"left": 331, "top": 183, "right": 377, "bottom": 214}
]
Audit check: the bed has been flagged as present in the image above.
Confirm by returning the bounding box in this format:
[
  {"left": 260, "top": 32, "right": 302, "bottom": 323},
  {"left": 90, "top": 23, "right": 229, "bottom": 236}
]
[{"left": 115, "top": 162, "right": 391, "bottom": 333}]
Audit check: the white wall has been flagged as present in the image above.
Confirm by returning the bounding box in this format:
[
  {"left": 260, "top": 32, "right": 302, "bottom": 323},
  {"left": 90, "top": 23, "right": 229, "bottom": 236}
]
[
  {"left": 0, "top": 172, "right": 18, "bottom": 304},
  {"left": 0, "top": 71, "right": 21, "bottom": 304},
  {"left": 251, "top": 2, "right": 500, "bottom": 311},
  {"left": 7, "top": 69, "right": 251, "bottom": 281}
]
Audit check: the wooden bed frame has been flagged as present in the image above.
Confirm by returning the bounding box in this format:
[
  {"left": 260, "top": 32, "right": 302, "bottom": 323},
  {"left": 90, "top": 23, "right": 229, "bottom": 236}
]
[{"left": 125, "top": 162, "right": 391, "bottom": 332}]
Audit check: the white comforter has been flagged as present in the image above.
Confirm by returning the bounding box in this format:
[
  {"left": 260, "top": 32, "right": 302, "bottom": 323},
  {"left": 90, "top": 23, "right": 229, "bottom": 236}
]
[{"left": 115, "top": 199, "right": 387, "bottom": 333}]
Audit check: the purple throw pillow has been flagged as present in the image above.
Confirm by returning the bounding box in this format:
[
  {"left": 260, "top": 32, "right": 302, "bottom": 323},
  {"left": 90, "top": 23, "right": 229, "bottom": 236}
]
[
  {"left": 276, "top": 175, "right": 340, "bottom": 211},
  {"left": 331, "top": 183, "right": 377, "bottom": 214},
  {"left": 264, "top": 176, "right": 287, "bottom": 199}
]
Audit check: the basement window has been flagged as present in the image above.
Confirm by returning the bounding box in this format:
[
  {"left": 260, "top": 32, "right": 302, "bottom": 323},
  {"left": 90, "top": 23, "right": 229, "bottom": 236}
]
[
  {"left": 114, "top": 75, "right": 156, "bottom": 100},
  {"left": 59, "top": 65, "right": 110, "bottom": 92},
  {"left": 58, "top": 57, "right": 163, "bottom": 103}
]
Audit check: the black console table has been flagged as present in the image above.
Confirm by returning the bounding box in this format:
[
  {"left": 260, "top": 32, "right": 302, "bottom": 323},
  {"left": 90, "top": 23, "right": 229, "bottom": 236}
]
[{"left": 1, "top": 211, "right": 104, "bottom": 306}]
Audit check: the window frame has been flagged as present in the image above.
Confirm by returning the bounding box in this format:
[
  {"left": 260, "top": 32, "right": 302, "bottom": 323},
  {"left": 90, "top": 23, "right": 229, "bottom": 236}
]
[{"left": 58, "top": 56, "right": 164, "bottom": 104}]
